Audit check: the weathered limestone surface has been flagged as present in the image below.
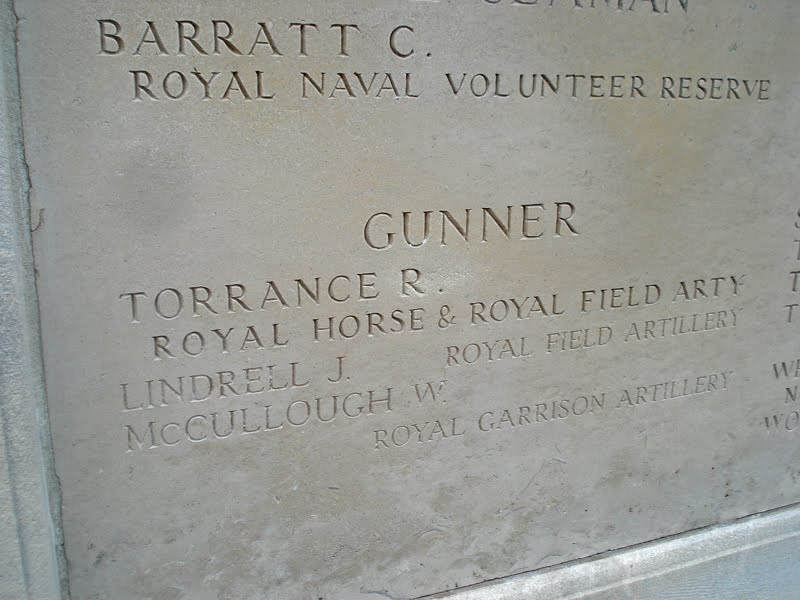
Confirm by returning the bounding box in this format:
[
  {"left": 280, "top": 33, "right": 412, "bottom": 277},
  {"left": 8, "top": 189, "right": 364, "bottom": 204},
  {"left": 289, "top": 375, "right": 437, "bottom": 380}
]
[
  {"left": 11, "top": 1, "right": 800, "bottom": 598},
  {"left": 435, "top": 504, "right": 800, "bottom": 600},
  {"left": 0, "top": 0, "right": 64, "bottom": 598}
]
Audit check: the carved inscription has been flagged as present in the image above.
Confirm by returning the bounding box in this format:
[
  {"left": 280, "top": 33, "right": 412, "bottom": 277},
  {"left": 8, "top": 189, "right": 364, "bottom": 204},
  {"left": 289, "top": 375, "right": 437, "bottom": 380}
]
[
  {"left": 86, "top": 8, "right": 770, "bottom": 463},
  {"left": 118, "top": 267, "right": 744, "bottom": 452},
  {"left": 763, "top": 208, "right": 800, "bottom": 433},
  {"left": 94, "top": 15, "right": 774, "bottom": 104},
  {"left": 481, "top": 0, "right": 690, "bottom": 13},
  {"left": 20, "top": 1, "right": 800, "bottom": 598},
  {"left": 375, "top": 369, "right": 733, "bottom": 450}
]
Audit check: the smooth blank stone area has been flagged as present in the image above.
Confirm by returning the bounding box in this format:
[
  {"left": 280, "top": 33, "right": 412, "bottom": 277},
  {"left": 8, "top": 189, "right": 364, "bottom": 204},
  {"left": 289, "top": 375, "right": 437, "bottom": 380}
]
[{"left": 15, "top": 1, "right": 800, "bottom": 598}]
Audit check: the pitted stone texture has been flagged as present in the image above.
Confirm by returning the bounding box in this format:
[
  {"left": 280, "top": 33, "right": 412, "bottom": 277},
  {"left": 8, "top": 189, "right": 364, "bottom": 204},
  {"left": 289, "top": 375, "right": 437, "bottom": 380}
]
[
  {"left": 433, "top": 504, "right": 800, "bottom": 600},
  {"left": 14, "top": 1, "right": 800, "bottom": 598},
  {"left": 0, "top": 0, "right": 64, "bottom": 597}
]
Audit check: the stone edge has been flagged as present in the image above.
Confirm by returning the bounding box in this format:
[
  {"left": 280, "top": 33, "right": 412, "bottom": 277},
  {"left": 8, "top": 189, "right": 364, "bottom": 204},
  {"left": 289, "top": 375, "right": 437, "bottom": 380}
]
[
  {"left": 426, "top": 502, "right": 800, "bottom": 600},
  {"left": 0, "top": 2, "right": 798, "bottom": 600},
  {"left": 0, "top": 0, "right": 66, "bottom": 598}
]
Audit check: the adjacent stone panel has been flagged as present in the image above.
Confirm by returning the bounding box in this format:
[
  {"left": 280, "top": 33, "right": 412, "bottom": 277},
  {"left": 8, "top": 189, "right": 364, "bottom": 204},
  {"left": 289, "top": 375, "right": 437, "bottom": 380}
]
[{"left": 16, "top": 1, "right": 800, "bottom": 598}]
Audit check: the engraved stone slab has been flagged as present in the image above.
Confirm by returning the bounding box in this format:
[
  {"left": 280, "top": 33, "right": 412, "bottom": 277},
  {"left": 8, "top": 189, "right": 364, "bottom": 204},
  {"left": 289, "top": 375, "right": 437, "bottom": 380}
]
[{"left": 15, "top": 1, "right": 800, "bottom": 598}]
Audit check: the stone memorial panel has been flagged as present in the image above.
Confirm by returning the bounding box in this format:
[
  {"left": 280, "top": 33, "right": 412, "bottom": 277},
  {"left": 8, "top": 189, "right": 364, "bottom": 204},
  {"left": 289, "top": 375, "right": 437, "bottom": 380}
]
[{"left": 14, "top": 0, "right": 800, "bottom": 598}]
